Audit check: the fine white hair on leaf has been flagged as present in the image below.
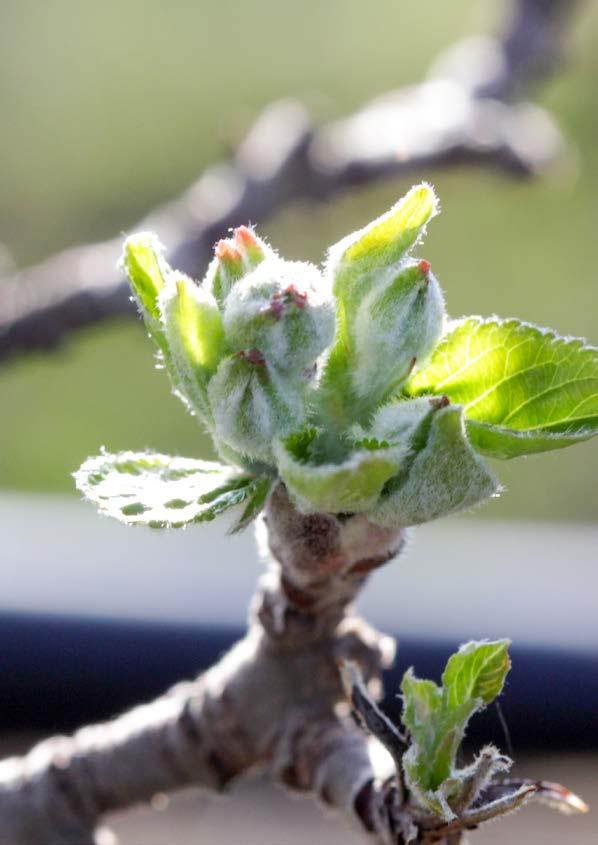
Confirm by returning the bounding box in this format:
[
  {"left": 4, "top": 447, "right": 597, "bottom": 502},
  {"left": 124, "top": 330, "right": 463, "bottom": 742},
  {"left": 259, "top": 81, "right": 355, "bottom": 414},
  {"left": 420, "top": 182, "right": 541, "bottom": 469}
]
[
  {"left": 158, "top": 271, "right": 224, "bottom": 422},
  {"left": 208, "top": 355, "right": 306, "bottom": 465},
  {"left": 274, "top": 437, "right": 409, "bottom": 514},
  {"left": 223, "top": 257, "right": 335, "bottom": 372},
  {"left": 325, "top": 182, "right": 440, "bottom": 278},
  {"left": 371, "top": 405, "right": 499, "bottom": 527},
  {"left": 352, "top": 263, "right": 445, "bottom": 406}
]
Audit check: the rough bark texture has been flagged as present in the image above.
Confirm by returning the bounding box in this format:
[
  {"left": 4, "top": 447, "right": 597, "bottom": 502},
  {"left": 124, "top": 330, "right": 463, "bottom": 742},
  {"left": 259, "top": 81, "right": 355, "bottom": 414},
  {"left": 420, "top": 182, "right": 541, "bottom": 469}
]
[
  {"left": 0, "top": 487, "right": 406, "bottom": 844},
  {"left": 0, "top": 488, "right": 586, "bottom": 843}
]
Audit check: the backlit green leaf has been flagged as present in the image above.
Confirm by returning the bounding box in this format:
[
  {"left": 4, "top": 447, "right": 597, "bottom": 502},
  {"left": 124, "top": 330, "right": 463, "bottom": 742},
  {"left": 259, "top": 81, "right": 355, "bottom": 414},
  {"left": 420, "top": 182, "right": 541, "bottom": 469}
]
[
  {"left": 75, "top": 451, "right": 270, "bottom": 531},
  {"left": 408, "top": 318, "right": 598, "bottom": 458},
  {"left": 442, "top": 639, "right": 511, "bottom": 710},
  {"left": 121, "top": 232, "right": 169, "bottom": 332}
]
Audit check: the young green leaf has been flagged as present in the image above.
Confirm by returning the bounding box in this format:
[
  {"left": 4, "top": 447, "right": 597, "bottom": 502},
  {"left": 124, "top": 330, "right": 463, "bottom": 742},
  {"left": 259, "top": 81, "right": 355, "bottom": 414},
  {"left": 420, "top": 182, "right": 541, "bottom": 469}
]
[
  {"left": 371, "top": 404, "right": 499, "bottom": 528},
  {"left": 442, "top": 640, "right": 511, "bottom": 711},
  {"left": 400, "top": 640, "right": 512, "bottom": 818},
  {"left": 402, "top": 672, "right": 477, "bottom": 796},
  {"left": 328, "top": 183, "right": 438, "bottom": 318},
  {"left": 121, "top": 233, "right": 219, "bottom": 423},
  {"left": 231, "top": 476, "right": 275, "bottom": 533},
  {"left": 274, "top": 434, "right": 408, "bottom": 514},
  {"left": 408, "top": 318, "right": 598, "bottom": 458},
  {"left": 356, "top": 396, "right": 438, "bottom": 444},
  {"left": 318, "top": 185, "right": 439, "bottom": 428},
  {"left": 75, "top": 451, "right": 271, "bottom": 531},
  {"left": 401, "top": 671, "right": 443, "bottom": 762},
  {"left": 159, "top": 272, "right": 225, "bottom": 421},
  {"left": 120, "top": 232, "right": 170, "bottom": 348}
]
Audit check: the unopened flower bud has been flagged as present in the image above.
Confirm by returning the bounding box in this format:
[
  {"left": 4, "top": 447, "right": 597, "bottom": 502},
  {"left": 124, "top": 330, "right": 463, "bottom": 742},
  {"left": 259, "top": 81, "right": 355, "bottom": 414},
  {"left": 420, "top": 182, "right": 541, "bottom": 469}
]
[
  {"left": 233, "top": 225, "right": 266, "bottom": 267},
  {"left": 223, "top": 258, "right": 334, "bottom": 372},
  {"left": 206, "top": 226, "right": 271, "bottom": 305},
  {"left": 208, "top": 354, "right": 306, "bottom": 464},
  {"left": 351, "top": 259, "right": 445, "bottom": 407}
]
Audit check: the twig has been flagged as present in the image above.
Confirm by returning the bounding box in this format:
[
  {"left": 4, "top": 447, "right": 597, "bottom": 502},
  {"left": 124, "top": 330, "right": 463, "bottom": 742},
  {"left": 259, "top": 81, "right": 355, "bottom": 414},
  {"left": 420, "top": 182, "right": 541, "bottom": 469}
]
[
  {"left": 339, "top": 659, "right": 407, "bottom": 777},
  {"left": 0, "top": 0, "right": 579, "bottom": 363}
]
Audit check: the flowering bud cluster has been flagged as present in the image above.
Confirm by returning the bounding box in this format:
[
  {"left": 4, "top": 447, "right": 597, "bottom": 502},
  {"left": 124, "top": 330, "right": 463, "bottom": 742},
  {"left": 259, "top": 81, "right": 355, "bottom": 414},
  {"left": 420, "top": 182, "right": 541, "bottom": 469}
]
[
  {"left": 122, "top": 225, "right": 334, "bottom": 468},
  {"left": 121, "top": 184, "right": 499, "bottom": 524}
]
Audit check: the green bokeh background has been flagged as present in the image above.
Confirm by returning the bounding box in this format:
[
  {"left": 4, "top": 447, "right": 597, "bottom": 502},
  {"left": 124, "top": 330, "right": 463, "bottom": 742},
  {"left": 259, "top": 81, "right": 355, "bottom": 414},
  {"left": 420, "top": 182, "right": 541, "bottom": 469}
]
[{"left": 0, "top": 0, "right": 596, "bottom": 521}]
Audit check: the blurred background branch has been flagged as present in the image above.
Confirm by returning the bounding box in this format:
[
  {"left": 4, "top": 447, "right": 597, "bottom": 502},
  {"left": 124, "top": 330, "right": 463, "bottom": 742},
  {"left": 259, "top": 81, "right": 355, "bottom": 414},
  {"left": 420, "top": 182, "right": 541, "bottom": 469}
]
[{"left": 0, "top": 0, "right": 581, "bottom": 363}]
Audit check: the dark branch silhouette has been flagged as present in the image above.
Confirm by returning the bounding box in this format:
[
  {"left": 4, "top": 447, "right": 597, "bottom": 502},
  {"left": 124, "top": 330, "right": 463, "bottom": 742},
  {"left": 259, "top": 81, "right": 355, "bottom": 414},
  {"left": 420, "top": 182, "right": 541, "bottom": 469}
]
[{"left": 0, "top": 0, "right": 581, "bottom": 362}]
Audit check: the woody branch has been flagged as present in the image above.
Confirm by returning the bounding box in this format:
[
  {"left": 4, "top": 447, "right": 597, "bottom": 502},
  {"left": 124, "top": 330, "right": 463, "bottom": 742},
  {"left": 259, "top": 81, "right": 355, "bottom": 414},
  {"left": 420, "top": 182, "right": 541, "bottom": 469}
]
[
  {"left": 0, "top": 487, "right": 405, "bottom": 844},
  {"left": 1, "top": 487, "right": 581, "bottom": 844},
  {"left": 0, "top": 0, "right": 581, "bottom": 363}
]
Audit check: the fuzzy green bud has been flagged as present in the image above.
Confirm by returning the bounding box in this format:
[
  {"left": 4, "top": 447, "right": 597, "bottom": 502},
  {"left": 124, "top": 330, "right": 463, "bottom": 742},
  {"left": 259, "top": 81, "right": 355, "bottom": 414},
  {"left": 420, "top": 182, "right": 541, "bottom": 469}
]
[
  {"left": 208, "top": 353, "right": 306, "bottom": 464},
  {"left": 318, "top": 186, "right": 439, "bottom": 427},
  {"left": 206, "top": 225, "right": 271, "bottom": 306},
  {"left": 352, "top": 259, "right": 445, "bottom": 407},
  {"left": 223, "top": 257, "right": 335, "bottom": 372}
]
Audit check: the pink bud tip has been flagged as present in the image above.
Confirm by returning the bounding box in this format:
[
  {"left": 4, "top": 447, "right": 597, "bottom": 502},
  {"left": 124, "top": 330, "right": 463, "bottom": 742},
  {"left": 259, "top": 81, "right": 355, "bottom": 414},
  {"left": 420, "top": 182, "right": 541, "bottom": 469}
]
[
  {"left": 215, "top": 239, "right": 241, "bottom": 262},
  {"left": 284, "top": 284, "right": 308, "bottom": 309},
  {"left": 418, "top": 260, "right": 431, "bottom": 275},
  {"left": 234, "top": 226, "right": 259, "bottom": 249}
]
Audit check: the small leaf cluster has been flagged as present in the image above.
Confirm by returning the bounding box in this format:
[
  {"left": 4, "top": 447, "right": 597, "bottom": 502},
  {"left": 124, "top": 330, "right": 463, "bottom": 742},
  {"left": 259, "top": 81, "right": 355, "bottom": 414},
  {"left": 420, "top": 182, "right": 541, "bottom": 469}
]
[
  {"left": 401, "top": 639, "right": 511, "bottom": 820},
  {"left": 344, "top": 640, "right": 587, "bottom": 835},
  {"left": 76, "top": 185, "right": 598, "bottom": 530}
]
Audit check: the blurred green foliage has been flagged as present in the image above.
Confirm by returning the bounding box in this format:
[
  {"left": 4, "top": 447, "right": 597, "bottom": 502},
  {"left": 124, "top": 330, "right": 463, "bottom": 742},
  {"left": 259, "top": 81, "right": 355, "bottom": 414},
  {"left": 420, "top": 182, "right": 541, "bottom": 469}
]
[{"left": 0, "top": 0, "right": 596, "bottom": 521}]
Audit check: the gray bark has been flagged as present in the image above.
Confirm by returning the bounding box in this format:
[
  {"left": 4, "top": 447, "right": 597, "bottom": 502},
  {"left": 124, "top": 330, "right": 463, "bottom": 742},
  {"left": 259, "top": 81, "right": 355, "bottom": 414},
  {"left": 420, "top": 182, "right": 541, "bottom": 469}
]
[
  {"left": 0, "top": 488, "right": 405, "bottom": 844},
  {"left": 0, "top": 489, "right": 586, "bottom": 843}
]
